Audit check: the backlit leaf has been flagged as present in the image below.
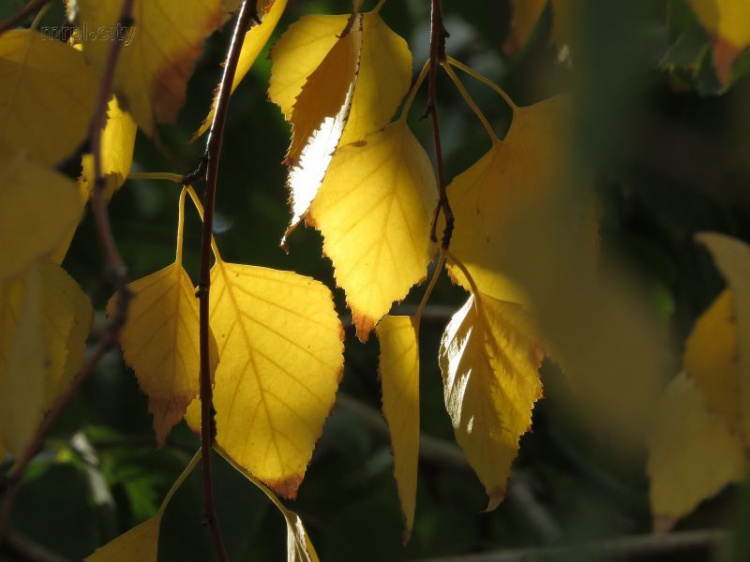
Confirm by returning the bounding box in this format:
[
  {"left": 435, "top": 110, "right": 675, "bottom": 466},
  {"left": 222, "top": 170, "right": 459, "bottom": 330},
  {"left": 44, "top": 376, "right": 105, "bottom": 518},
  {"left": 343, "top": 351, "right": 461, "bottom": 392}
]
[
  {"left": 688, "top": 0, "right": 750, "bottom": 84},
  {"left": 108, "top": 262, "right": 217, "bottom": 447},
  {"left": 187, "top": 258, "right": 344, "bottom": 498},
  {"left": 376, "top": 315, "right": 419, "bottom": 541},
  {"left": 86, "top": 451, "right": 201, "bottom": 561},
  {"left": 684, "top": 289, "right": 741, "bottom": 436},
  {"left": 0, "top": 148, "right": 83, "bottom": 282},
  {"left": 0, "top": 30, "right": 98, "bottom": 166},
  {"left": 309, "top": 121, "right": 437, "bottom": 341},
  {"left": 439, "top": 292, "right": 543, "bottom": 510},
  {"left": 697, "top": 233, "right": 750, "bottom": 442},
  {"left": 76, "top": 0, "right": 224, "bottom": 135},
  {"left": 193, "top": 0, "right": 288, "bottom": 141},
  {"left": 647, "top": 373, "right": 746, "bottom": 533}
]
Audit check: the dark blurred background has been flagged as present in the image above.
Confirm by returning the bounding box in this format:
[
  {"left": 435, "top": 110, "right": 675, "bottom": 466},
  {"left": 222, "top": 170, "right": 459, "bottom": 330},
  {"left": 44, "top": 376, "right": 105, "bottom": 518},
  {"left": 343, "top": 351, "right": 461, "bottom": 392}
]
[{"left": 2, "top": 0, "right": 749, "bottom": 560}]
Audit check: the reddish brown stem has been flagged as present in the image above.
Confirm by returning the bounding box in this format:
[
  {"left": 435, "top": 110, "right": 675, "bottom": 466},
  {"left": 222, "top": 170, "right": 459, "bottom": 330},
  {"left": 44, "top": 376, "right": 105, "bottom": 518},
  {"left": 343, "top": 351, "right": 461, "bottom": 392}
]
[
  {"left": 0, "top": 0, "right": 135, "bottom": 545},
  {"left": 0, "top": 0, "right": 52, "bottom": 34},
  {"left": 427, "top": 0, "right": 453, "bottom": 250},
  {"left": 195, "top": 2, "right": 259, "bottom": 560}
]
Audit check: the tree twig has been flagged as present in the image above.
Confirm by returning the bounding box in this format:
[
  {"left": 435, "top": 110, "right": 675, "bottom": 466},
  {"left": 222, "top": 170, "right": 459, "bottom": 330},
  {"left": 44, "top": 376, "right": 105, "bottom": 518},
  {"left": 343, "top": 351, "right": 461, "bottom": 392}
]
[
  {"left": 0, "top": 531, "right": 68, "bottom": 562},
  {"left": 193, "top": 2, "right": 259, "bottom": 560},
  {"left": 0, "top": 0, "right": 135, "bottom": 545},
  {"left": 427, "top": 0, "right": 453, "bottom": 250},
  {"left": 0, "top": 0, "right": 52, "bottom": 35}
]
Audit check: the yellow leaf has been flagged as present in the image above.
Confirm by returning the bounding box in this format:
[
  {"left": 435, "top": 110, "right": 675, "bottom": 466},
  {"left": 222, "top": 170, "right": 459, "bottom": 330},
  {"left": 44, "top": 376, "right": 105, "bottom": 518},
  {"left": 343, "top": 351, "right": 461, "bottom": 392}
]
[
  {"left": 0, "top": 30, "right": 98, "bottom": 166},
  {"left": 269, "top": 10, "right": 412, "bottom": 146},
  {"left": 376, "top": 315, "right": 419, "bottom": 541},
  {"left": 688, "top": 0, "right": 750, "bottom": 84},
  {"left": 647, "top": 373, "right": 746, "bottom": 533},
  {"left": 80, "top": 94, "right": 137, "bottom": 199},
  {"left": 186, "top": 259, "right": 344, "bottom": 498},
  {"left": 309, "top": 121, "right": 437, "bottom": 341},
  {"left": 697, "top": 233, "right": 750, "bottom": 442},
  {"left": 684, "top": 289, "right": 741, "bottom": 435},
  {"left": 0, "top": 148, "right": 82, "bottom": 282},
  {"left": 447, "top": 98, "right": 598, "bottom": 307},
  {"left": 86, "top": 451, "right": 201, "bottom": 561},
  {"left": 108, "top": 262, "right": 216, "bottom": 447},
  {"left": 221, "top": 450, "right": 320, "bottom": 562},
  {"left": 439, "top": 292, "right": 543, "bottom": 510},
  {"left": 76, "top": 0, "right": 224, "bottom": 135},
  {"left": 504, "top": 0, "right": 569, "bottom": 54},
  {"left": 192, "top": 0, "right": 288, "bottom": 141}
]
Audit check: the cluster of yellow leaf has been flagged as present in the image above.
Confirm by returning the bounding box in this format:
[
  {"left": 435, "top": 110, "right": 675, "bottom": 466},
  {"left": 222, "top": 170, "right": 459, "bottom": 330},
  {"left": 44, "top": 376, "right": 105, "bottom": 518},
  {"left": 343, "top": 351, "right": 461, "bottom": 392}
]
[{"left": 648, "top": 233, "right": 750, "bottom": 532}]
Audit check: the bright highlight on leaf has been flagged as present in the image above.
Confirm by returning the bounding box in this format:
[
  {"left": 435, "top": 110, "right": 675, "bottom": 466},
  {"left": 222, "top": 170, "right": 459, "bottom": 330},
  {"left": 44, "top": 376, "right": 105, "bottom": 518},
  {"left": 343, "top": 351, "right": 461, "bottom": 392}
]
[
  {"left": 0, "top": 30, "right": 98, "bottom": 166},
  {"left": 310, "top": 121, "right": 438, "bottom": 341},
  {"left": 0, "top": 148, "right": 83, "bottom": 282},
  {"left": 187, "top": 258, "right": 344, "bottom": 498},
  {"left": 0, "top": 261, "right": 92, "bottom": 457},
  {"left": 76, "top": 0, "right": 224, "bottom": 135},
  {"left": 86, "top": 452, "right": 201, "bottom": 561},
  {"left": 109, "top": 262, "right": 217, "bottom": 447},
  {"left": 647, "top": 373, "right": 746, "bottom": 533},
  {"left": 439, "top": 292, "right": 543, "bottom": 511},
  {"left": 193, "top": 0, "right": 289, "bottom": 141},
  {"left": 688, "top": 0, "right": 750, "bottom": 84},
  {"left": 377, "top": 315, "right": 420, "bottom": 541}
]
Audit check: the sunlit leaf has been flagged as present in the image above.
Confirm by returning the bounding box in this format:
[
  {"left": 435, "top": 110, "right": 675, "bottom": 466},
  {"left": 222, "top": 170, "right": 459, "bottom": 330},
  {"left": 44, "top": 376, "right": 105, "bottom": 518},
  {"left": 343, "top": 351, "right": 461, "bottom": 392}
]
[
  {"left": 76, "top": 0, "right": 224, "bottom": 135},
  {"left": 193, "top": 0, "right": 288, "bottom": 141},
  {"left": 697, "top": 233, "right": 750, "bottom": 442},
  {"left": 86, "top": 452, "right": 201, "bottom": 561},
  {"left": 0, "top": 148, "right": 83, "bottom": 282},
  {"left": 269, "top": 10, "right": 412, "bottom": 145},
  {"left": 439, "top": 292, "right": 543, "bottom": 510},
  {"left": 108, "top": 262, "right": 217, "bottom": 447},
  {"left": 0, "top": 261, "right": 92, "bottom": 457},
  {"left": 0, "top": 29, "right": 98, "bottom": 166},
  {"left": 186, "top": 258, "right": 344, "bottom": 498},
  {"left": 684, "top": 289, "right": 742, "bottom": 436},
  {"left": 647, "top": 373, "right": 746, "bottom": 533},
  {"left": 221, "top": 451, "right": 320, "bottom": 562},
  {"left": 688, "top": 0, "right": 750, "bottom": 84},
  {"left": 376, "top": 315, "right": 419, "bottom": 541}
]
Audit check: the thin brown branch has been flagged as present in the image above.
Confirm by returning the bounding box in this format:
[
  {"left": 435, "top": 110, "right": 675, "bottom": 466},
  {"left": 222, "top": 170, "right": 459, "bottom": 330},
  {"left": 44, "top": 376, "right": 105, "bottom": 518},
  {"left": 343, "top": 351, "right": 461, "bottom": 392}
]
[
  {"left": 427, "top": 0, "right": 453, "bottom": 250},
  {"left": 0, "top": 0, "right": 135, "bottom": 546},
  {"left": 0, "top": 0, "right": 52, "bottom": 35},
  {"left": 1, "top": 531, "right": 68, "bottom": 562},
  {"left": 194, "top": 2, "right": 259, "bottom": 560},
  {"left": 411, "top": 529, "right": 726, "bottom": 562}
]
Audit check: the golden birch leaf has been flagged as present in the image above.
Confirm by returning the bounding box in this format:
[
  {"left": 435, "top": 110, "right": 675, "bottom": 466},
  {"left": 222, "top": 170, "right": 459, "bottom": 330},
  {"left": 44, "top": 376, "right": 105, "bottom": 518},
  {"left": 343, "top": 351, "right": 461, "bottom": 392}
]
[
  {"left": 439, "top": 293, "right": 544, "bottom": 511},
  {"left": 684, "top": 289, "right": 741, "bottom": 435},
  {"left": 269, "top": 11, "right": 411, "bottom": 145},
  {"left": 697, "top": 233, "right": 750, "bottom": 441},
  {"left": 0, "top": 261, "right": 93, "bottom": 456},
  {"left": 688, "top": 0, "right": 750, "bottom": 84},
  {"left": 376, "top": 315, "right": 420, "bottom": 541},
  {"left": 0, "top": 148, "right": 83, "bottom": 282},
  {"left": 186, "top": 259, "right": 344, "bottom": 498},
  {"left": 647, "top": 373, "right": 746, "bottom": 533},
  {"left": 107, "top": 262, "right": 216, "bottom": 447},
  {"left": 221, "top": 451, "right": 320, "bottom": 562},
  {"left": 0, "top": 30, "right": 98, "bottom": 167},
  {"left": 192, "top": 0, "right": 288, "bottom": 141},
  {"left": 447, "top": 97, "right": 598, "bottom": 306},
  {"left": 86, "top": 451, "right": 200, "bottom": 561},
  {"left": 76, "top": 0, "right": 224, "bottom": 136},
  {"left": 309, "top": 121, "right": 437, "bottom": 341},
  {"left": 80, "top": 95, "right": 137, "bottom": 199}
]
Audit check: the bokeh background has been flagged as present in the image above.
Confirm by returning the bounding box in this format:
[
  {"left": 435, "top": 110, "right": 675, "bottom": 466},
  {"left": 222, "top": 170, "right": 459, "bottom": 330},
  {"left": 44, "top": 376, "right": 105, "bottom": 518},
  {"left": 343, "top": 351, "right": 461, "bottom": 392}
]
[{"left": 2, "top": 0, "right": 750, "bottom": 560}]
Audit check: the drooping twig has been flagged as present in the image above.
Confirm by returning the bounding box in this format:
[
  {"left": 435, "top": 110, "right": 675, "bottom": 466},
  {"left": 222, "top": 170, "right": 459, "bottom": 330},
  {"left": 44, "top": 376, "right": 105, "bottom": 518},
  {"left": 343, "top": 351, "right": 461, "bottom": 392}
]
[
  {"left": 0, "top": 0, "right": 52, "bottom": 35},
  {"left": 427, "top": 0, "right": 453, "bottom": 250},
  {"left": 193, "top": 2, "right": 259, "bottom": 560},
  {"left": 0, "top": 0, "right": 135, "bottom": 545}
]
